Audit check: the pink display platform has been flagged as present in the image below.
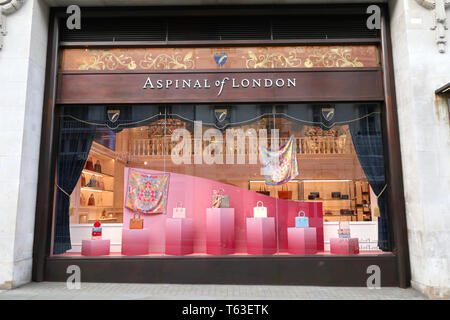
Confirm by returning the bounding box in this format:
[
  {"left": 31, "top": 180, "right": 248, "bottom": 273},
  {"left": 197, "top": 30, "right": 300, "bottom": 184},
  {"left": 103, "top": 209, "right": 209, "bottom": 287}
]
[
  {"left": 330, "top": 237, "right": 360, "bottom": 255},
  {"left": 206, "top": 208, "right": 235, "bottom": 255},
  {"left": 121, "top": 228, "right": 150, "bottom": 255},
  {"left": 81, "top": 239, "right": 110, "bottom": 256},
  {"left": 165, "top": 218, "right": 194, "bottom": 255},
  {"left": 246, "top": 217, "right": 276, "bottom": 255},
  {"left": 287, "top": 227, "right": 317, "bottom": 254}
]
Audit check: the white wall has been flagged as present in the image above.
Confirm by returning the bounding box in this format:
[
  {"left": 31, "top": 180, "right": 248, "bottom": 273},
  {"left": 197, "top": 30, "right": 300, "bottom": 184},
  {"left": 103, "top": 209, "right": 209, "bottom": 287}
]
[
  {"left": 389, "top": 0, "right": 450, "bottom": 299},
  {"left": 0, "top": 0, "right": 49, "bottom": 289}
]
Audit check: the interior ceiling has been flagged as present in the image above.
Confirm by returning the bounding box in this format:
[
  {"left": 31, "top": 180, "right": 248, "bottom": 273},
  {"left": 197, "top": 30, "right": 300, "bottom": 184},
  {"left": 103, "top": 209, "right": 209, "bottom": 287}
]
[{"left": 44, "top": 0, "right": 387, "bottom": 7}]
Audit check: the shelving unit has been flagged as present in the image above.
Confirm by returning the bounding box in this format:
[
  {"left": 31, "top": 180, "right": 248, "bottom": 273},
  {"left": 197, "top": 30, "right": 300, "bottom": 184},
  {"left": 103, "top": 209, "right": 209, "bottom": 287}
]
[
  {"left": 302, "top": 179, "right": 372, "bottom": 222},
  {"left": 70, "top": 142, "right": 123, "bottom": 224},
  {"left": 354, "top": 180, "right": 372, "bottom": 221},
  {"left": 247, "top": 179, "right": 373, "bottom": 222},
  {"left": 248, "top": 180, "right": 299, "bottom": 200},
  {"left": 302, "top": 180, "right": 353, "bottom": 221}
]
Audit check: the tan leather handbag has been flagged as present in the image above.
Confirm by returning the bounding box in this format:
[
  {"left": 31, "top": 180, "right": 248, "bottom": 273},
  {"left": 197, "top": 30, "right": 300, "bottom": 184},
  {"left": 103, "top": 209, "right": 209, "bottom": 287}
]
[{"left": 129, "top": 212, "right": 144, "bottom": 229}]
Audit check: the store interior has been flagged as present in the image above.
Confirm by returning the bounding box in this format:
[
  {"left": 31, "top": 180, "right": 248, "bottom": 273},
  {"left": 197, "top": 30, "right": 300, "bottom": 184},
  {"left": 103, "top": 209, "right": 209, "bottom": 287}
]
[{"left": 56, "top": 103, "right": 390, "bottom": 256}]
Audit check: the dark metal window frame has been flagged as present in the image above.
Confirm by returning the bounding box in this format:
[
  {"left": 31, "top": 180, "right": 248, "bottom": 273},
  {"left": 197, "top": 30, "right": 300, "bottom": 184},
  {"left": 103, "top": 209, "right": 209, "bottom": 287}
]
[{"left": 32, "top": 4, "right": 411, "bottom": 287}]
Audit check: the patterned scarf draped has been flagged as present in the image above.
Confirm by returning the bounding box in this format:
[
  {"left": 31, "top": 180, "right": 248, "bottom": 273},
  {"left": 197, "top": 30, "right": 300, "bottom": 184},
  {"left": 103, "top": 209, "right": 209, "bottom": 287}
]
[
  {"left": 260, "top": 135, "right": 298, "bottom": 186},
  {"left": 125, "top": 170, "right": 169, "bottom": 214}
]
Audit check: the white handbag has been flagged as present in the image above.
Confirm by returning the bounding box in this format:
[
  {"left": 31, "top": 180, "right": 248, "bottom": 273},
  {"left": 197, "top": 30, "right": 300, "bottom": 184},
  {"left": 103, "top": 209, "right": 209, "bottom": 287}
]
[
  {"left": 253, "top": 201, "right": 268, "bottom": 218},
  {"left": 173, "top": 202, "right": 186, "bottom": 219}
]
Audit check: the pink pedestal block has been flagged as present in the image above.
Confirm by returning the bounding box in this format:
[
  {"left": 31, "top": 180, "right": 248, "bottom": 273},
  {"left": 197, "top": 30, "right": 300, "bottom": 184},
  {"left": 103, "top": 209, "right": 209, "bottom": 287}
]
[
  {"left": 330, "top": 238, "right": 360, "bottom": 255},
  {"left": 81, "top": 239, "right": 110, "bottom": 256},
  {"left": 206, "top": 208, "right": 235, "bottom": 255},
  {"left": 121, "top": 228, "right": 150, "bottom": 255},
  {"left": 165, "top": 218, "right": 194, "bottom": 255},
  {"left": 246, "top": 217, "right": 276, "bottom": 255},
  {"left": 287, "top": 227, "right": 317, "bottom": 255}
]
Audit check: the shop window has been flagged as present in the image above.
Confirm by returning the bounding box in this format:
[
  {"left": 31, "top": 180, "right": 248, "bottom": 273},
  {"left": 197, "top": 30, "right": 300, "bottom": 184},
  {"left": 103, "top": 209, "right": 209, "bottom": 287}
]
[{"left": 52, "top": 103, "right": 392, "bottom": 256}]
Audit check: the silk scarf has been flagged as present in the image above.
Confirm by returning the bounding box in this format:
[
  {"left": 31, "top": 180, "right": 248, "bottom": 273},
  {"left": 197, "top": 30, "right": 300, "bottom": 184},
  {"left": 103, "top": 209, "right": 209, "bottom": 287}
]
[
  {"left": 260, "top": 135, "right": 298, "bottom": 186},
  {"left": 125, "top": 170, "right": 170, "bottom": 214}
]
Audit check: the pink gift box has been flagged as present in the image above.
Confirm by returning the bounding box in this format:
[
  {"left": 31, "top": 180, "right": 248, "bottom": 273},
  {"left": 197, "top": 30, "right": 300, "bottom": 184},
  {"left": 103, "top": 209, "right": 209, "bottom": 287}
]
[
  {"left": 246, "top": 217, "right": 276, "bottom": 255},
  {"left": 121, "top": 228, "right": 150, "bottom": 255},
  {"left": 330, "top": 237, "right": 360, "bottom": 255},
  {"left": 165, "top": 218, "right": 194, "bottom": 255},
  {"left": 287, "top": 227, "right": 317, "bottom": 255},
  {"left": 206, "top": 208, "right": 235, "bottom": 255},
  {"left": 81, "top": 239, "right": 110, "bottom": 256}
]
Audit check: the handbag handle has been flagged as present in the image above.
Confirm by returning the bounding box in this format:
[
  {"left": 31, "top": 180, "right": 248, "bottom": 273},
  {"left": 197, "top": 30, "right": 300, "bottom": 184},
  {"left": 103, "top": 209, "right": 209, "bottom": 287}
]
[
  {"left": 298, "top": 210, "right": 306, "bottom": 217},
  {"left": 133, "top": 212, "right": 141, "bottom": 219},
  {"left": 214, "top": 188, "right": 224, "bottom": 195},
  {"left": 257, "top": 201, "right": 264, "bottom": 207},
  {"left": 176, "top": 201, "right": 183, "bottom": 208}
]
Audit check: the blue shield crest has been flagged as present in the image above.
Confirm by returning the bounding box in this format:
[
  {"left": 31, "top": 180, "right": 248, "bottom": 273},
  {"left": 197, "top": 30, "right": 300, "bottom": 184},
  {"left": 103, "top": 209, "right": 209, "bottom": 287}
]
[
  {"left": 321, "top": 107, "right": 335, "bottom": 122},
  {"left": 214, "top": 54, "right": 228, "bottom": 67},
  {"left": 215, "top": 109, "right": 228, "bottom": 123},
  {"left": 107, "top": 110, "right": 120, "bottom": 123}
]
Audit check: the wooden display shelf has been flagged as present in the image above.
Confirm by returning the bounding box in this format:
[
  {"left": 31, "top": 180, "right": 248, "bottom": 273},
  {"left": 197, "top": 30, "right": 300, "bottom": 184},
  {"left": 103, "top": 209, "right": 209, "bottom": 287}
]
[
  {"left": 82, "top": 168, "right": 114, "bottom": 178},
  {"left": 80, "top": 187, "right": 114, "bottom": 193},
  {"left": 87, "top": 218, "right": 119, "bottom": 223},
  {"left": 79, "top": 206, "right": 115, "bottom": 209},
  {"left": 307, "top": 199, "right": 355, "bottom": 202},
  {"left": 323, "top": 216, "right": 354, "bottom": 222}
]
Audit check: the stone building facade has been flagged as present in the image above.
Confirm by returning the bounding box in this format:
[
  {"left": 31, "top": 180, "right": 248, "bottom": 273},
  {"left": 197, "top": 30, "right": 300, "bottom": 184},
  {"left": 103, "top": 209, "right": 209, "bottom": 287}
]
[{"left": 0, "top": 0, "right": 448, "bottom": 299}]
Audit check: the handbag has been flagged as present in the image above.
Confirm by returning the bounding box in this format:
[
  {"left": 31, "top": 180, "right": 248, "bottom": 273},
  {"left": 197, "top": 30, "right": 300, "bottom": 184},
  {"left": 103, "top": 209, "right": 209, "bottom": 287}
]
[
  {"left": 87, "top": 176, "right": 97, "bottom": 188},
  {"left": 92, "top": 221, "right": 102, "bottom": 239},
  {"left": 85, "top": 157, "right": 94, "bottom": 171},
  {"left": 278, "top": 184, "right": 292, "bottom": 200},
  {"left": 310, "top": 192, "right": 320, "bottom": 198},
  {"left": 80, "top": 193, "right": 86, "bottom": 206},
  {"left": 340, "top": 209, "right": 354, "bottom": 216},
  {"left": 212, "top": 188, "right": 229, "bottom": 208},
  {"left": 94, "top": 160, "right": 102, "bottom": 173},
  {"left": 278, "top": 190, "right": 292, "bottom": 200},
  {"left": 331, "top": 192, "right": 341, "bottom": 199},
  {"left": 338, "top": 221, "right": 351, "bottom": 238},
  {"left": 87, "top": 193, "right": 95, "bottom": 206},
  {"left": 97, "top": 177, "right": 105, "bottom": 190},
  {"left": 295, "top": 210, "right": 309, "bottom": 228},
  {"left": 253, "top": 201, "right": 268, "bottom": 218},
  {"left": 129, "top": 212, "right": 144, "bottom": 229},
  {"left": 81, "top": 173, "right": 86, "bottom": 187},
  {"left": 256, "top": 186, "right": 270, "bottom": 196},
  {"left": 173, "top": 202, "right": 186, "bottom": 219}
]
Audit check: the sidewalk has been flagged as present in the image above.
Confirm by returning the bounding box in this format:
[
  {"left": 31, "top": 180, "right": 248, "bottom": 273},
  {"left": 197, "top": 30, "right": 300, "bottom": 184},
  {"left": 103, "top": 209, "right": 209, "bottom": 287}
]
[{"left": 0, "top": 282, "right": 427, "bottom": 300}]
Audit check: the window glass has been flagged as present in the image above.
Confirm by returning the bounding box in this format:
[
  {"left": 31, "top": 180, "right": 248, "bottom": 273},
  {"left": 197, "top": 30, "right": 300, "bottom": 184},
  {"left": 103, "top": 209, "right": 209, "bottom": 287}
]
[{"left": 52, "top": 103, "right": 392, "bottom": 256}]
